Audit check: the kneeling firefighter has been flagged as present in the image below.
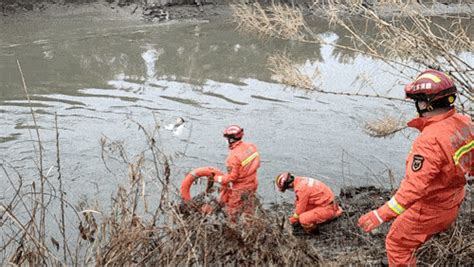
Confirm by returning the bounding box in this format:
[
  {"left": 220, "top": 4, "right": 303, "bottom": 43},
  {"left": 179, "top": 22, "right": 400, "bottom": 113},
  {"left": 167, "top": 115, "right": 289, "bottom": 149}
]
[
  {"left": 212, "top": 125, "right": 261, "bottom": 221},
  {"left": 275, "top": 172, "right": 343, "bottom": 233},
  {"left": 357, "top": 69, "right": 473, "bottom": 266}
]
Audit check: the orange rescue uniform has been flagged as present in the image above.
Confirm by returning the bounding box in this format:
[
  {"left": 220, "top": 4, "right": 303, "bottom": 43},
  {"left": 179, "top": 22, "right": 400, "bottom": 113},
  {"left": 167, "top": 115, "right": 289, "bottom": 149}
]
[
  {"left": 219, "top": 140, "right": 260, "bottom": 219},
  {"left": 381, "top": 109, "right": 473, "bottom": 266},
  {"left": 289, "top": 177, "right": 343, "bottom": 226}
]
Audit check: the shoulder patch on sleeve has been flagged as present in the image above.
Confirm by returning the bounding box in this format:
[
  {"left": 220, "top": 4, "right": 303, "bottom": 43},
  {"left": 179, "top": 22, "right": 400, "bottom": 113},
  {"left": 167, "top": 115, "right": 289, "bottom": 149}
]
[{"left": 412, "top": 154, "right": 424, "bottom": 172}]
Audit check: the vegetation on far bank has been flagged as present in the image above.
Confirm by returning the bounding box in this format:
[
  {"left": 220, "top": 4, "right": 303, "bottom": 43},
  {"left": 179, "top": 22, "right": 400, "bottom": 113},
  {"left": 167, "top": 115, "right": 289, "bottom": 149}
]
[
  {"left": 2, "top": 0, "right": 472, "bottom": 13},
  {"left": 233, "top": 0, "right": 473, "bottom": 128}
]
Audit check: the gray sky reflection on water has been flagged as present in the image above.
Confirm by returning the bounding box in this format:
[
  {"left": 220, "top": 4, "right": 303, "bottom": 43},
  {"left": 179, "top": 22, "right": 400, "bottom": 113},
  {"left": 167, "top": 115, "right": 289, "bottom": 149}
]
[{"left": 0, "top": 15, "right": 419, "bottom": 204}]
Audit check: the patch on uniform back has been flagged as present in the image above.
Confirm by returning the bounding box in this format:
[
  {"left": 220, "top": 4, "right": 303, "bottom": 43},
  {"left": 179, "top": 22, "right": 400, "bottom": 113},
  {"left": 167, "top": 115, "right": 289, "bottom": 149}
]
[{"left": 412, "top": 155, "right": 424, "bottom": 172}]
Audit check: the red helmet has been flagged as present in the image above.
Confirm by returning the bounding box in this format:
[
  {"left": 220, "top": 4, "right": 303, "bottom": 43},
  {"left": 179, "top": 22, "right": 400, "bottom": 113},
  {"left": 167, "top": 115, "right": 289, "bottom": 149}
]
[
  {"left": 275, "top": 172, "right": 294, "bottom": 192},
  {"left": 404, "top": 69, "right": 457, "bottom": 102},
  {"left": 223, "top": 125, "right": 244, "bottom": 140}
]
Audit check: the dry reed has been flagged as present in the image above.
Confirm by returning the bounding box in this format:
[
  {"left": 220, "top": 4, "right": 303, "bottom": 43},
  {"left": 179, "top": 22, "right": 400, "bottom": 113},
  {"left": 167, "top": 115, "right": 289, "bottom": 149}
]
[
  {"left": 268, "top": 53, "right": 316, "bottom": 90},
  {"left": 267, "top": 51, "right": 408, "bottom": 103},
  {"left": 363, "top": 115, "right": 407, "bottom": 138},
  {"left": 232, "top": 2, "right": 306, "bottom": 41},
  {"left": 232, "top": 1, "right": 473, "bottom": 117}
]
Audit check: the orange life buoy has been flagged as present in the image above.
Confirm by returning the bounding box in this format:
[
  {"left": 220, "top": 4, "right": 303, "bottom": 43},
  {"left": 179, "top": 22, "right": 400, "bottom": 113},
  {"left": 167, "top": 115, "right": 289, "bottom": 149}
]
[{"left": 180, "top": 166, "right": 224, "bottom": 201}]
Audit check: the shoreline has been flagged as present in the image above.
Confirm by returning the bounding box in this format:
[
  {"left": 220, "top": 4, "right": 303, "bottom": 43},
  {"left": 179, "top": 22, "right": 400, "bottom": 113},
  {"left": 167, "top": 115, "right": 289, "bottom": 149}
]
[{"left": 2, "top": 1, "right": 473, "bottom": 23}]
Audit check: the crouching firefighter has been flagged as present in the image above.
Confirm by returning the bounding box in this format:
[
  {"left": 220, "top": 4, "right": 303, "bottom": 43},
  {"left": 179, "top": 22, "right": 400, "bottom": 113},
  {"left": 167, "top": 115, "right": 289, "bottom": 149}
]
[
  {"left": 275, "top": 172, "right": 343, "bottom": 233},
  {"left": 357, "top": 69, "right": 473, "bottom": 266}
]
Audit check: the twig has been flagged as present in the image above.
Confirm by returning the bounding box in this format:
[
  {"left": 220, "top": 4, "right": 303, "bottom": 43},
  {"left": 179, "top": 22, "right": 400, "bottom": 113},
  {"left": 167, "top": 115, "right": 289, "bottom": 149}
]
[
  {"left": 55, "top": 113, "right": 69, "bottom": 262},
  {"left": 17, "top": 59, "right": 47, "bottom": 252},
  {"left": 0, "top": 204, "right": 62, "bottom": 264}
]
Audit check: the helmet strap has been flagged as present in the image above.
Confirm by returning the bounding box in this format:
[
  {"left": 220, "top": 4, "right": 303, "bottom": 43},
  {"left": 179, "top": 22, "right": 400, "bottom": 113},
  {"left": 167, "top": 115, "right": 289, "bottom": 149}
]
[
  {"left": 283, "top": 175, "right": 295, "bottom": 191},
  {"left": 415, "top": 100, "right": 428, "bottom": 116},
  {"left": 227, "top": 137, "right": 241, "bottom": 145},
  {"left": 415, "top": 95, "right": 455, "bottom": 116}
]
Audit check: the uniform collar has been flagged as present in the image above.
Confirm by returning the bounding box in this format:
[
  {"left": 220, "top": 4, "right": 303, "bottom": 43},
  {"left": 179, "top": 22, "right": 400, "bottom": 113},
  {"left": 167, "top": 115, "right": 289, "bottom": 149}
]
[
  {"left": 293, "top": 176, "right": 302, "bottom": 186},
  {"left": 407, "top": 109, "right": 455, "bottom": 131},
  {"left": 229, "top": 140, "right": 243, "bottom": 150}
]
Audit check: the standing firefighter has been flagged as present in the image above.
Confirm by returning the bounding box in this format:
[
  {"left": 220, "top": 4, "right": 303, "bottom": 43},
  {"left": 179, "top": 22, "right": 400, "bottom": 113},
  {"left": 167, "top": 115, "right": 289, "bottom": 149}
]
[
  {"left": 214, "top": 125, "right": 260, "bottom": 221},
  {"left": 275, "top": 172, "right": 343, "bottom": 233},
  {"left": 358, "top": 69, "right": 473, "bottom": 265}
]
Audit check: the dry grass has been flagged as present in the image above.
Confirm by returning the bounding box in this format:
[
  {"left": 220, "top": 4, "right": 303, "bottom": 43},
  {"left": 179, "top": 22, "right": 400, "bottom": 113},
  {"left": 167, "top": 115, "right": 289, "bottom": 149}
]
[
  {"left": 363, "top": 115, "right": 407, "bottom": 138},
  {"left": 232, "top": 2, "right": 307, "bottom": 41},
  {"left": 417, "top": 214, "right": 474, "bottom": 265},
  {"left": 92, "top": 198, "right": 323, "bottom": 265},
  {"left": 232, "top": 1, "right": 473, "bottom": 116},
  {"left": 266, "top": 51, "right": 408, "bottom": 102},
  {"left": 268, "top": 53, "right": 316, "bottom": 90}
]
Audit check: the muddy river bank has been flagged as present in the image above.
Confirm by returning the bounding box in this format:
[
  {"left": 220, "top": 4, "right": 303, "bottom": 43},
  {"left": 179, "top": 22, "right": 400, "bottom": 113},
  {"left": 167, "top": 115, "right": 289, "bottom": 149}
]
[
  {"left": 2, "top": 0, "right": 473, "bottom": 21},
  {"left": 176, "top": 184, "right": 473, "bottom": 265},
  {"left": 69, "top": 185, "right": 474, "bottom": 265},
  {"left": 305, "top": 186, "right": 474, "bottom": 265}
]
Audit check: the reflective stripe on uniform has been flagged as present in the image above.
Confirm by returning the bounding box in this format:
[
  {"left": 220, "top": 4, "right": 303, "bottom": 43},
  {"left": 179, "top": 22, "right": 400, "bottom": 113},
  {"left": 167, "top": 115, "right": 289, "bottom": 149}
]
[
  {"left": 307, "top": 178, "right": 315, "bottom": 187},
  {"left": 453, "top": 140, "right": 474, "bottom": 165},
  {"left": 416, "top": 73, "right": 441, "bottom": 83},
  {"left": 241, "top": 152, "right": 259, "bottom": 166},
  {"left": 388, "top": 197, "right": 406, "bottom": 215},
  {"left": 373, "top": 210, "right": 383, "bottom": 223}
]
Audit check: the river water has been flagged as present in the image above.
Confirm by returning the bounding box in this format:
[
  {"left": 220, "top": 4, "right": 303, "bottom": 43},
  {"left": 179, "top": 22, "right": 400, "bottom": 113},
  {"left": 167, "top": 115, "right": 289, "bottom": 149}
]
[{"left": 0, "top": 11, "right": 453, "bottom": 205}]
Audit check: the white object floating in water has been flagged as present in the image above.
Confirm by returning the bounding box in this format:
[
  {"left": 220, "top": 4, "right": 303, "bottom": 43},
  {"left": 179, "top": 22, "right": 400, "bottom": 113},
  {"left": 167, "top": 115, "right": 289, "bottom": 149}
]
[
  {"left": 165, "top": 117, "right": 186, "bottom": 136},
  {"left": 173, "top": 124, "right": 185, "bottom": 137},
  {"left": 234, "top": 44, "right": 241, "bottom": 52}
]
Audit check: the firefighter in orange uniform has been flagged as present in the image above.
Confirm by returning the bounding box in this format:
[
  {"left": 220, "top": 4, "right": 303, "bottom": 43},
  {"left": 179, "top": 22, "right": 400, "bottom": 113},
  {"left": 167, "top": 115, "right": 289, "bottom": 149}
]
[
  {"left": 275, "top": 172, "right": 343, "bottom": 232},
  {"left": 358, "top": 69, "right": 473, "bottom": 266},
  {"left": 214, "top": 125, "right": 260, "bottom": 220}
]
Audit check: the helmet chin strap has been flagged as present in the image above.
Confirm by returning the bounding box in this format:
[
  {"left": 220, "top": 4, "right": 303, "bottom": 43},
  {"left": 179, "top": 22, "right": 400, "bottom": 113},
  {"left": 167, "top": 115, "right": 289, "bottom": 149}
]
[
  {"left": 415, "top": 95, "right": 456, "bottom": 117},
  {"left": 227, "top": 137, "right": 240, "bottom": 145},
  {"left": 283, "top": 175, "right": 295, "bottom": 191},
  {"left": 415, "top": 101, "right": 433, "bottom": 117}
]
